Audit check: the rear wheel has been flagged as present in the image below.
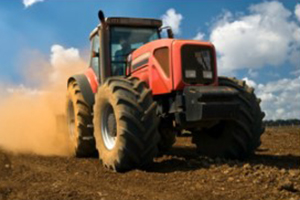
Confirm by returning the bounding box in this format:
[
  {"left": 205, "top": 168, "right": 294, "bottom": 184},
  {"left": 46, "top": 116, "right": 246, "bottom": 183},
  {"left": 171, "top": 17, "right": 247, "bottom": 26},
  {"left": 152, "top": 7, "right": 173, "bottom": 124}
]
[
  {"left": 93, "top": 77, "right": 160, "bottom": 172},
  {"left": 66, "top": 80, "right": 97, "bottom": 157},
  {"left": 192, "top": 77, "right": 265, "bottom": 159}
]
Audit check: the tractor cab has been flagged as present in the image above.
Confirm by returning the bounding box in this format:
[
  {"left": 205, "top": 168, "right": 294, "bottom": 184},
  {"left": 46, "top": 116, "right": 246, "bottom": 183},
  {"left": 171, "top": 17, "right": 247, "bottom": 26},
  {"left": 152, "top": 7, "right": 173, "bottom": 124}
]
[{"left": 89, "top": 11, "right": 167, "bottom": 83}]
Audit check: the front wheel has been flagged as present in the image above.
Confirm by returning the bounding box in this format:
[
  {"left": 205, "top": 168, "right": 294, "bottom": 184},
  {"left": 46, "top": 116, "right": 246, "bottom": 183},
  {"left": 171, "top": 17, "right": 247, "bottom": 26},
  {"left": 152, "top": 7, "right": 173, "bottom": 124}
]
[
  {"left": 93, "top": 77, "right": 160, "bottom": 172},
  {"left": 192, "top": 77, "right": 265, "bottom": 159}
]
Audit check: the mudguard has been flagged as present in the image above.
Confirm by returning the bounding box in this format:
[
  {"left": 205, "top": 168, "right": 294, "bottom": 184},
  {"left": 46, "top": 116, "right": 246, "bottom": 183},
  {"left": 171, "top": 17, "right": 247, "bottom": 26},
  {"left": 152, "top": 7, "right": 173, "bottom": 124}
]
[{"left": 68, "top": 74, "right": 95, "bottom": 107}]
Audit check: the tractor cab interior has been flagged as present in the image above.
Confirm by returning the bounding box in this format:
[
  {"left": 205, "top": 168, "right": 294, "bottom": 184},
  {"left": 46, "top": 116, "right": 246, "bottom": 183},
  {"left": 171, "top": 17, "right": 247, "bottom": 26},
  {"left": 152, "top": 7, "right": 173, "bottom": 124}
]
[{"left": 110, "top": 26, "right": 160, "bottom": 75}]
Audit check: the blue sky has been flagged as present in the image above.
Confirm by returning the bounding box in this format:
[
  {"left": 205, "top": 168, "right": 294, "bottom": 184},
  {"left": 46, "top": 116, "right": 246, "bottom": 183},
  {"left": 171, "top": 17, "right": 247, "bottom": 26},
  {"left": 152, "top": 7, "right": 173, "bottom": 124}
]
[{"left": 0, "top": 0, "right": 299, "bottom": 119}]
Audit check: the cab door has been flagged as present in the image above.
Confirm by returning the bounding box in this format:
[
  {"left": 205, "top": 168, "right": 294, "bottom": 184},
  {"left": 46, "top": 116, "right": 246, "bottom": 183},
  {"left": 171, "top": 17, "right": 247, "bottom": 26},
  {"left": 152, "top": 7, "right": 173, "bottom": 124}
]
[{"left": 85, "top": 34, "right": 100, "bottom": 93}]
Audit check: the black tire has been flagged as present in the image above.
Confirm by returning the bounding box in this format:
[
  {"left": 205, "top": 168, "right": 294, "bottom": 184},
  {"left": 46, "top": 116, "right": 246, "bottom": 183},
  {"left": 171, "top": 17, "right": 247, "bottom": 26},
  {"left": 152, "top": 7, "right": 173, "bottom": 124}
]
[
  {"left": 66, "top": 80, "right": 97, "bottom": 157},
  {"left": 93, "top": 77, "right": 160, "bottom": 172},
  {"left": 192, "top": 77, "right": 265, "bottom": 159},
  {"left": 158, "top": 118, "right": 176, "bottom": 153}
]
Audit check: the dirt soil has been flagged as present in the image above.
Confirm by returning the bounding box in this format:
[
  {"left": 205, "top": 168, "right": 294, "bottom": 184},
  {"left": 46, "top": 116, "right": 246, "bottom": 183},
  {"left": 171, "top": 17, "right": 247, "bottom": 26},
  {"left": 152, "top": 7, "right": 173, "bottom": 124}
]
[{"left": 0, "top": 127, "right": 299, "bottom": 200}]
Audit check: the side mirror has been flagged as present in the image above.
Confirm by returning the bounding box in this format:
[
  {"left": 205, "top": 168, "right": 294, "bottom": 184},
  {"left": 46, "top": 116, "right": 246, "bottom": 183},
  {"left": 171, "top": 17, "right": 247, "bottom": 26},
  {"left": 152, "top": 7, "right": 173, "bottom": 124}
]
[
  {"left": 167, "top": 28, "right": 174, "bottom": 39},
  {"left": 159, "top": 26, "right": 174, "bottom": 39},
  {"left": 92, "top": 51, "right": 99, "bottom": 58}
]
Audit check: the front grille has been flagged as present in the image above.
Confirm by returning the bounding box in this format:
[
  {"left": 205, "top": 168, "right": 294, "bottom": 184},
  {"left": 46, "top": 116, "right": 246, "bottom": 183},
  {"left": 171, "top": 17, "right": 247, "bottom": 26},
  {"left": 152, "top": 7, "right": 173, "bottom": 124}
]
[{"left": 181, "top": 45, "right": 215, "bottom": 85}]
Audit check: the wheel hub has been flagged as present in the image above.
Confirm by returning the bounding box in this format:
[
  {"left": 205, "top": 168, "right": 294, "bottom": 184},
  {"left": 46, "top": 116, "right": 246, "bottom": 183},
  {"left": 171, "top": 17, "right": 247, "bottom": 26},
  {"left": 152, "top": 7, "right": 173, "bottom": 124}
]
[{"left": 101, "top": 103, "right": 117, "bottom": 150}]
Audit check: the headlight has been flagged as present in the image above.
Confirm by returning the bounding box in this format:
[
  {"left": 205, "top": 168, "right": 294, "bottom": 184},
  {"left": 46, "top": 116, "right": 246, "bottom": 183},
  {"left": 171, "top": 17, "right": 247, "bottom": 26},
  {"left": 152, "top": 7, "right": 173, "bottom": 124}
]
[
  {"left": 203, "top": 70, "right": 213, "bottom": 79},
  {"left": 185, "top": 70, "right": 196, "bottom": 78}
]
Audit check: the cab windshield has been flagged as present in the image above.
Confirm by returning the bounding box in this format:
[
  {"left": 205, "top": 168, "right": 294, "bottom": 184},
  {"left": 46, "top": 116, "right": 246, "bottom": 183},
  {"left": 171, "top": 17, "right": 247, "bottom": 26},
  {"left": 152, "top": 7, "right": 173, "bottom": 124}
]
[{"left": 110, "top": 26, "right": 160, "bottom": 75}]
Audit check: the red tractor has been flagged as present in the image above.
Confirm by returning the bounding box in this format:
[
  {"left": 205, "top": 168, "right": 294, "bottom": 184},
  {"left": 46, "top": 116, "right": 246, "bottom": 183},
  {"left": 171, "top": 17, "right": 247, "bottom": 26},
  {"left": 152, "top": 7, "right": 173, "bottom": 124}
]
[{"left": 66, "top": 11, "right": 265, "bottom": 172}]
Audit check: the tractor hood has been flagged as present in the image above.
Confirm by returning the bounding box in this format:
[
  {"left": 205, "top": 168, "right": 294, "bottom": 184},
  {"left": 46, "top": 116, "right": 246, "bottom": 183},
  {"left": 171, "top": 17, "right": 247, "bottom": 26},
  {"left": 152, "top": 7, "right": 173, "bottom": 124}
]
[{"left": 129, "top": 39, "right": 218, "bottom": 95}]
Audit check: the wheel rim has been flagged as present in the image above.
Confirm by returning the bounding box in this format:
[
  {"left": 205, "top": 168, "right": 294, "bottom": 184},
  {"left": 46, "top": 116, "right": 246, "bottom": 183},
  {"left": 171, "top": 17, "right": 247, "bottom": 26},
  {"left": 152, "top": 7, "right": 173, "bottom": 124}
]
[
  {"left": 101, "top": 103, "right": 117, "bottom": 150},
  {"left": 67, "top": 100, "right": 77, "bottom": 146}
]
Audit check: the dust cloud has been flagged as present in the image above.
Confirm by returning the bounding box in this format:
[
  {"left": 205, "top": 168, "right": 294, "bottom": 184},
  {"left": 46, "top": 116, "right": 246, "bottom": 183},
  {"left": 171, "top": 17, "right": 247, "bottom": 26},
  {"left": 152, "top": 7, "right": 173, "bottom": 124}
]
[{"left": 0, "top": 45, "right": 87, "bottom": 156}]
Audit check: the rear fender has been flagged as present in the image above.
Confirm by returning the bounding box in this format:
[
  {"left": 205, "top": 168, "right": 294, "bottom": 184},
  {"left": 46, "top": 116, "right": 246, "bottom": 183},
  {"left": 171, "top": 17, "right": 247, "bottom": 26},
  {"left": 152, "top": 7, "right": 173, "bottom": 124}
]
[{"left": 67, "top": 73, "right": 96, "bottom": 108}]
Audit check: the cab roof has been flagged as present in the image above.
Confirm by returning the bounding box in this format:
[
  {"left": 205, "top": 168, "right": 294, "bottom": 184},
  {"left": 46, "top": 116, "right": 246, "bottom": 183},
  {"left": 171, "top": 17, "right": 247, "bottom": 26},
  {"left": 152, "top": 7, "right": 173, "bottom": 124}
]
[{"left": 89, "top": 17, "right": 162, "bottom": 40}]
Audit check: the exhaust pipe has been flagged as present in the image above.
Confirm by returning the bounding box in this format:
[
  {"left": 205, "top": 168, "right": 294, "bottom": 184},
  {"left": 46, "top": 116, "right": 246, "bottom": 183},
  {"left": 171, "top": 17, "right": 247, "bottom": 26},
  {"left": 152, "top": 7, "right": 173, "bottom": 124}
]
[
  {"left": 97, "top": 10, "right": 110, "bottom": 84},
  {"left": 98, "top": 10, "right": 106, "bottom": 25}
]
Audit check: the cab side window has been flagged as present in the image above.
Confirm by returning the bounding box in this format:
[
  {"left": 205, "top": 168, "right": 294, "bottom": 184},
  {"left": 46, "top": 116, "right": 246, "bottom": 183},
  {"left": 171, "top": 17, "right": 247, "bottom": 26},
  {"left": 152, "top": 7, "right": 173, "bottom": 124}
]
[{"left": 90, "top": 34, "right": 100, "bottom": 76}]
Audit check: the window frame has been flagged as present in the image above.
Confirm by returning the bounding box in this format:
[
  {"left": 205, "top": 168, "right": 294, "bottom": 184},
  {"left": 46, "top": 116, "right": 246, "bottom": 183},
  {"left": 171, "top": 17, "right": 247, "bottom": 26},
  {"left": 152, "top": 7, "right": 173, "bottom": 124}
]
[
  {"left": 89, "top": 31, "right": 101, "bottom": 78},
  {"left": 109, "top": 25, "right": 161, "bottom": 76}
]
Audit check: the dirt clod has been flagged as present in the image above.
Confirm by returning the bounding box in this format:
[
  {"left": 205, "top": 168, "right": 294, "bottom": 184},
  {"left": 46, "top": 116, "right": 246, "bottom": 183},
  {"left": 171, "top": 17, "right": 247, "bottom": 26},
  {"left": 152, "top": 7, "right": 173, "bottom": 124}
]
[{"left": 279, "top": 180, "right": 298, "bottom": 192}]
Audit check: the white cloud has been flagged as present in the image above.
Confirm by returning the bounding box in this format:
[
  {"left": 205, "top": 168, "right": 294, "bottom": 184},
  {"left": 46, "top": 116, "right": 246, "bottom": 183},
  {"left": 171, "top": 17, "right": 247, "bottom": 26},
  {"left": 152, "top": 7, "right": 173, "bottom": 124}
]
[
  {"left": 23, "top": 0, "right": 44, "bottom": 8},
  {"left": 295, "top": 4, "right": 300, "bottom": 22},
  {"left": 245, "top": 76, "right": 300, "bottom": 120},
  {"left": 50, "top": 44, "right": 83, "bottom": 82},
  {"left": 50, "top": 44, "right": 80, "bottom": 67},
  {"left": 267, "top": 71, "right": 280, "bottom": 78},
  {"left": 6, "top": 84, "right": 44, "bottom": 96},
  {"left": 291, "top": 69, "right": 300, "bottom": 76},
  {"left": 193, "top": 32, "right": 205, "bottom": 40},
  {"left": 209, "top": 1, "right": 300, "bottom": 75},
  {"left": 3, "top": 44, "right": 84, "bottom": 99},
  {"left": 161, "top": 8, "right": 183, "bottom": 35},
  {"left": 248, "top": 69, "right": 258, "bottom": 78},
  {"left": 242, "top": 77, "right": 257, "bottom": 88}
]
